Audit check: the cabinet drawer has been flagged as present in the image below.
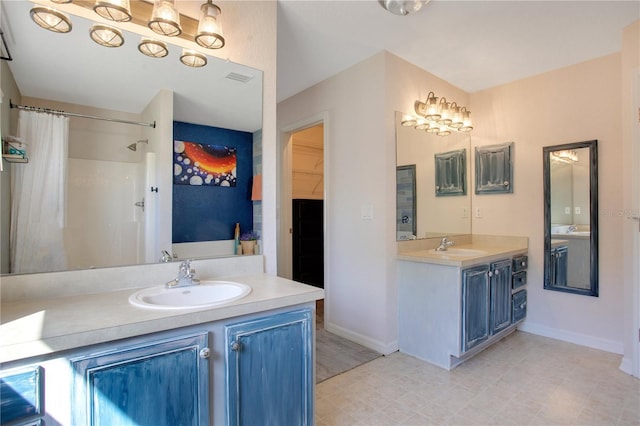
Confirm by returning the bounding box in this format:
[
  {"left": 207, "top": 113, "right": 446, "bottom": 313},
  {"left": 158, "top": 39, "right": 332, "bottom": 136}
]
[
  {"left": 512, "top": 271, "right": 527, "bottom": 289},
  {"left": 0, "top": 366, "right": 43, "bottom": 425},
  {"left": 512, "top": 290, "right": 527, "bottom": 323},
  {"left": 513, "top": 255, "right": 528, "bottom": 272}
]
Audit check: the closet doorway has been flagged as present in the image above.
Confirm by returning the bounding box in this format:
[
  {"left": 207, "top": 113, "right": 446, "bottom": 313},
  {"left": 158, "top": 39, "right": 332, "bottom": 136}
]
[{"left": 290, "top": 124, "right": 324, "bottom": 289}]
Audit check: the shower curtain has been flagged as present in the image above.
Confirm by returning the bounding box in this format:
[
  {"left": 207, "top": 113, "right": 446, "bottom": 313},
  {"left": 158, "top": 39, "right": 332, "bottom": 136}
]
[{"left": 10, "top": 110, "right": 69, "bottom": 273}]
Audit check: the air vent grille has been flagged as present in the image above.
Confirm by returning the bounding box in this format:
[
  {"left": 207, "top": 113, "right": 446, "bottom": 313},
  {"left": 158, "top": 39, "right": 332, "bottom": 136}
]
[{"left": 225, "top": 72, "right": 253, "bottom": 83}]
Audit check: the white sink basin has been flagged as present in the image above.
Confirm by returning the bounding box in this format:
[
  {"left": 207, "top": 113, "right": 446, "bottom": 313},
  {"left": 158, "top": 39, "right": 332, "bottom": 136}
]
[
  {"left": 129, "top": 280, "right": 252, "bottom": 310},
  {"left": 430, "top": 248, "right": 488, "bottom": 257}
]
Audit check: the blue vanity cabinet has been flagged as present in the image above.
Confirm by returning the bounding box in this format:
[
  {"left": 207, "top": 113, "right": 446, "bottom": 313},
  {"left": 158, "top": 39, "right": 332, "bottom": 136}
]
[
  {"left": 225, "top": 308, "right": 314, "bottom": 426},
  {"left": 71, "top": 332, "right": 210, "bottom": 426},
  {"left": 462, "top": 264, "right": 490, "bottom": 352},
  {"left": 489, "top": 259, "right": 513, "bottom": 335}
]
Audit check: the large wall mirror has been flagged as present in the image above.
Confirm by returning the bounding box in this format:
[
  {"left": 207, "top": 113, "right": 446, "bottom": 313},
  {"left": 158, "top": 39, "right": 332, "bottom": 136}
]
[
  {"left": 1, "top": 1, "right": 263, "bottom": 275},
  {"left": 543, "top": 140, "right": 598, "bottom": 296},
  {"left": 395, "top": 111, "right": 471, "bottom": 240}
]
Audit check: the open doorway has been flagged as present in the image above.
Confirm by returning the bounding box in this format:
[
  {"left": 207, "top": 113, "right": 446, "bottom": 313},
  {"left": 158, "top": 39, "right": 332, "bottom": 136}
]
[{"left": 290, "top": 125, "right": 325, "bottom": 289}]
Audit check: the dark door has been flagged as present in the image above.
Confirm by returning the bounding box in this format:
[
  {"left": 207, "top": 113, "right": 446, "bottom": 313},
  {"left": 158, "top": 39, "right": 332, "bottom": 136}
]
[{"left": 292, "top": 199, "right": 324, "bottom": 288}]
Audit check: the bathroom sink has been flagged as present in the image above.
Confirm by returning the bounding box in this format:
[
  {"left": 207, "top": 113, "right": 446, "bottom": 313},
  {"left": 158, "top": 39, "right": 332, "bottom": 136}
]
[
  {"left": 430, "top": 248, "right": 488, "bottom": 257},
  {"left": 129, "top": 280, "right": 252, "bottom": 310}
]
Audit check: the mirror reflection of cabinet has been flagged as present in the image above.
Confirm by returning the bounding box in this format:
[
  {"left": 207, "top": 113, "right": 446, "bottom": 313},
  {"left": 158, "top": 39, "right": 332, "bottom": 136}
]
[{"left": 543, "top": 140, "right": 598, "bottom": 296}]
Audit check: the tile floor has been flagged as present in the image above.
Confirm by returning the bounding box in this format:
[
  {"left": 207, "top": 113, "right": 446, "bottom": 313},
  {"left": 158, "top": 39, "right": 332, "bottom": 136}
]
[{"left": 316, "top": 331, "right": 640, "bottom": 426}]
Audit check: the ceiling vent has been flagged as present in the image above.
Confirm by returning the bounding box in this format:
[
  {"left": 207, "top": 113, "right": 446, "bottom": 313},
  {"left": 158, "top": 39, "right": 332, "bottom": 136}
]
[{"left": 225, "top": 72, "right": 253, "bottom": 83}]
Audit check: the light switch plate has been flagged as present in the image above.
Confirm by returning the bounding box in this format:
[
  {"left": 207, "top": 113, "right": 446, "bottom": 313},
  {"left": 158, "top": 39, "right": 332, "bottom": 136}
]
[{"left": 361, "top": 204, "right": 374, "bottom": 220}]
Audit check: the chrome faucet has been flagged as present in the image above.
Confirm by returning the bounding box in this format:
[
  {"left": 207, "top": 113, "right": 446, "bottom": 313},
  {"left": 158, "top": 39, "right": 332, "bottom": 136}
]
[
  {"left": 435, "top": 237, "right": 454, "bottom": 251},
  {"left": 166, "top": 259, "right": 200, "bottom": 288},
  {"left": 159, "top": 250, "right": 173, "bottom": 263},
  {"left": 568, "top": 224, "right": 578, "bottom": 233}
]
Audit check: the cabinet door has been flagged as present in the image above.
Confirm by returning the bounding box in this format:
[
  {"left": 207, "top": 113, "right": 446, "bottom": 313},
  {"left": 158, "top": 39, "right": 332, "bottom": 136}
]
[
  {"left": 71, "top": 333, "right": 210, "bottom": 426},
  {"left": 226, "top": 309, "right": 313, "bottom": 426},
  {"left": 490, "top": 259, "right": 512, "bottom": 335},
  {"left": 462, "top": 265, "right": 490, "bottom": 352},
  {"left": 551, "top": 246, "right": 569, "bottom": 287}
]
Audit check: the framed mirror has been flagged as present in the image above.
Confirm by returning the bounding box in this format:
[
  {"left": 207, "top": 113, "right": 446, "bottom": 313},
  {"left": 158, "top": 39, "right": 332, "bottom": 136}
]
[
  {"left": 543, "top": 140, "right": 598, "bottom": 296},
  {"left": 395, "top": 111, "right": 471, "bottom": 240},
  {"left": 1, "top": 1, "right": 263, "bottom": 275}
]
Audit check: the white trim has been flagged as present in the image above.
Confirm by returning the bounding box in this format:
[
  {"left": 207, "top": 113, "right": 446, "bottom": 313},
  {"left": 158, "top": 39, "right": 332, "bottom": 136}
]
[
  {"left": 518, "top": 321, "right": 624, "bottom": 354},
  {"left": 325, "top": 321, "right": 398, "bottom": 356},
  {"left": 631, "top": 67, "right": 640, "bottom": 378}
]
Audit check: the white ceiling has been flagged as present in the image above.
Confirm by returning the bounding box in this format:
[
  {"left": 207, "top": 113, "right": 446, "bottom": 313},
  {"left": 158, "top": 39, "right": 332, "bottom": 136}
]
[{"left": 276, "top": 0, "right": 640, "bottom": 102}]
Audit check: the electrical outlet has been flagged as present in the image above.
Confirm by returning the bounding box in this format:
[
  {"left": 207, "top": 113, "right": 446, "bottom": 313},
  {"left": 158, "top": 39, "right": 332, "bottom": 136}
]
[
  {"left": 565, "top": 207, "right": 571, "bottom": 215},
  {"left": 475, "top": 208, "right": 482, "bottom": 218},
  {"left": 462, "top": 208, "right": 468, "bottom": 218},
  {"left": 575, "top": 206, "right": 581, "bottom": 215}
]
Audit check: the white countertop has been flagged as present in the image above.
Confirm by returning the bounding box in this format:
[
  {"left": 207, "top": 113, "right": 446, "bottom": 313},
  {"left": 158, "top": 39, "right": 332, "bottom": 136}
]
[
  {"left": 1, "top": 273, "right": 324, "bottom": 364},
  {"left": 397, "top": 235, "right": 528, "bottom": 267}
]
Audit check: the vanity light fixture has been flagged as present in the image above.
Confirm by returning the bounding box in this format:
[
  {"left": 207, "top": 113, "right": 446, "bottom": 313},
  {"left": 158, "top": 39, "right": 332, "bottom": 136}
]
[
  {"left": 93, "top": 0, "right": 132, "bottom": 22},
  {"left": 138, "top": 38, "right": 169, "bottom": 58},
  {"left": 50, "top": 0, "right": 72, "bottom": 3},
  {"left": 378, "top": 0, "right": 430, "bottom": 16},
  {"left": 401, "top": 91, "right": 474, "bottom": 136},
  {"left": 89, "top": 24, "right": 124, "bottom": 47},
  {"left": 180, "top": 48, "right": 207, "bottom": 67},
  {"left": 30, "top": 6, "right": 72, "bottom": 33},
  {"left": 148, "top": 0, "right": 182, "bottom": 37},
  {"left": 550, "top": 149, "right": 578, "bottom": 163},
  {"left": 195, "top": 0, "right": 225, "bottom": 49}
]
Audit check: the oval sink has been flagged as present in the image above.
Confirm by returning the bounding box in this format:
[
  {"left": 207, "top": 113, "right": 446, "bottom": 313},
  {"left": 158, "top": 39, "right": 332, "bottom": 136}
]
[
  {"left": 430, "top": 248, "right": 488, "bottom": 257},
  {"left": 129, "top": 280, "right": 252, "bottom": 310}
]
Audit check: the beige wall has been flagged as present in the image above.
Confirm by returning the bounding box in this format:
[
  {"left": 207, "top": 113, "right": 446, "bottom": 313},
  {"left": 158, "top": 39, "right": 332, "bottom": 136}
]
[
  {"left": 470, "top": 53, "right": 624, "bottom": 352},
  {"left": 278, "top": 52, "right": 472, "bottom": 353}
]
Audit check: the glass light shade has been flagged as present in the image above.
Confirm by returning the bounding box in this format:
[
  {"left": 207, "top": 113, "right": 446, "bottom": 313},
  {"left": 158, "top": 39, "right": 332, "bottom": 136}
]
[
  {"left": 195, "top": 1, "right": 225, "bottom": 49},
  {"left": 436, "top": 128, "right": 452, "bottom": 137},
  {"left": 50, "top": 0, "right": 72, "bottom": 3},
  {"left": 149, "top": 0, "right": 182, "bottom": 37},
  {"left": 180, "top": 49, "right": 207, "bottom": 67},
  {"left": 424, "top": 94, "right": 441, "bottom": 120},
  {"left": 138, "top": 38, "right": 168, "bottom": 58},
  {"left": 401, "top": 116, "right": 417, "bottom": 127},
  {"left": 94, "top": 0, "right": 132, "bottom": 22},
  {"left": 426, "top": 125, "right": 440, "bottom": 133},
  {"left": 378, "top": 0, "right": 429, "bottom": 15},
  {"left": 450, "top": 105, "right": 463, "bottom": 129},
  {"left": 414, "top": 119, "right": 429, "bottom": 130},
  {"left": 459, "top": 110, "right": 473, "bottom": 132},
  {"left": 30, "top": 7, "right": 72, "bottom": 33},
  {"left": 438, "top": 100, "right": 452, "bottom": 125},
  {"left": 89, "top": 24, "right": 124, "bottom": 47}
]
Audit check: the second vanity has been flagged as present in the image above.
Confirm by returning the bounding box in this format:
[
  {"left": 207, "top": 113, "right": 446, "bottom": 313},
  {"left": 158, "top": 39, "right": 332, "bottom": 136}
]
[
  {"left": 0, "top": 256, "right": 324, "bottom": 425},
  {"left": 397, "top": 235, "right": 528, "bottom": 370}
]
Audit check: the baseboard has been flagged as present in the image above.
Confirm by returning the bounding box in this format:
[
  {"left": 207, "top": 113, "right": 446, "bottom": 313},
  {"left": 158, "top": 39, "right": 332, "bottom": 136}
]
[
  {"left": 619, "top": 357, "right": 634, "bottom": 376},
  {"left": 324, "top": 322, "right": 398, "bottom": 355},
  {"left": 518, "top": 321, "right": 624, "bottom": 354}
]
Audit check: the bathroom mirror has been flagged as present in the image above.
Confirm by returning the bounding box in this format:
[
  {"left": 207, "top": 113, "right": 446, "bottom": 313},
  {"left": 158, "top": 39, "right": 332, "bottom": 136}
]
[
  {"left": 395, "top": 111, "right": 471, "bottom": 240},
  {"left": 543, "top": 140, "right": 598, "bottom": 296},
  {"left": 1, "top": 1, "right": 262, "bottom": 275}
]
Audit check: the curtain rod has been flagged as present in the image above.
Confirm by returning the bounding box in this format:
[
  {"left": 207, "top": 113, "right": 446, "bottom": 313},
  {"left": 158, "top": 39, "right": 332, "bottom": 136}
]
[{"left": 10, "top": 100, "right": 156, "bottom": 128}]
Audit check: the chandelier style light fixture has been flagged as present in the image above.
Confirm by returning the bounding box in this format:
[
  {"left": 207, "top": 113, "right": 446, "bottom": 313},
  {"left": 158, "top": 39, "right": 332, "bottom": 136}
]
[
  {"left": 401, "top": 92, "right": 473, "bottom": 136},
  {"left": 378, "top": 0, "right": 430, "bottom": 16},
  {"left": 28, "top": 0, "right": 229, "bottom": 69}
]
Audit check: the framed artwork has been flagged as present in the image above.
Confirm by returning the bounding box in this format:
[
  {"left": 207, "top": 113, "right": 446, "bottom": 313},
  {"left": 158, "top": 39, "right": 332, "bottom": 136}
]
[
  {"left": 475, "top": 142, "right": 514, "bottom": 194},
  {"left": 434, "top": 149, "right": 467, "bottom": 197},
  {"left": 174, "top": 140, "right": 237, "bottom": 186}
]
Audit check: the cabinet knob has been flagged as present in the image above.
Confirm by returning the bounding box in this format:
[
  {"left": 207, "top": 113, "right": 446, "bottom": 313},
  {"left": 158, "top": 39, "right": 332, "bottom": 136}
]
[
  {"left": 503, "top": 181, "right": 509, "bottom": 187},
  {"left": 521, "top": 261, "right": 526, "bottom": 267},
  {"left": 199, "top": 348, "right": 211, "bottom": 359},
  {"left": 230, "top": 341, "right": 241, "bottom": 352},
  {"left": 495, "top": 270, "right": 499, "bottom": 275}
]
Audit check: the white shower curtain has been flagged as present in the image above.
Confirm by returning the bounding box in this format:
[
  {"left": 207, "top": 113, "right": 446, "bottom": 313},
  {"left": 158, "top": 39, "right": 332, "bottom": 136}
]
[{"left": 10, "top": 110, "right": 69, "bottom": 273}]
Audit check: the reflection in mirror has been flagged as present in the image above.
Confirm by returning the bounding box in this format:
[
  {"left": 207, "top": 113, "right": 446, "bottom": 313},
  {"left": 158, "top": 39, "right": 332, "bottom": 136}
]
[
  {"left": 543, "top": 140, "right": 598, "bottom": 296},
  {"left": 0, "top": 1, "right": 263, "bottom": 275},
  {"left": 395, "top": 111, "right": 471, "bottom": 240}
]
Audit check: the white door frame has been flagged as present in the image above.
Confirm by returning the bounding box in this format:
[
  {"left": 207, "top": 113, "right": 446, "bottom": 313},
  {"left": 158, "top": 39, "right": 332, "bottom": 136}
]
[
  {"left": 278, "top": 112, "right": 330, "bottom": 284},
  {"left": 633, "top": 68, "right": 640, "bottom": 378}
]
